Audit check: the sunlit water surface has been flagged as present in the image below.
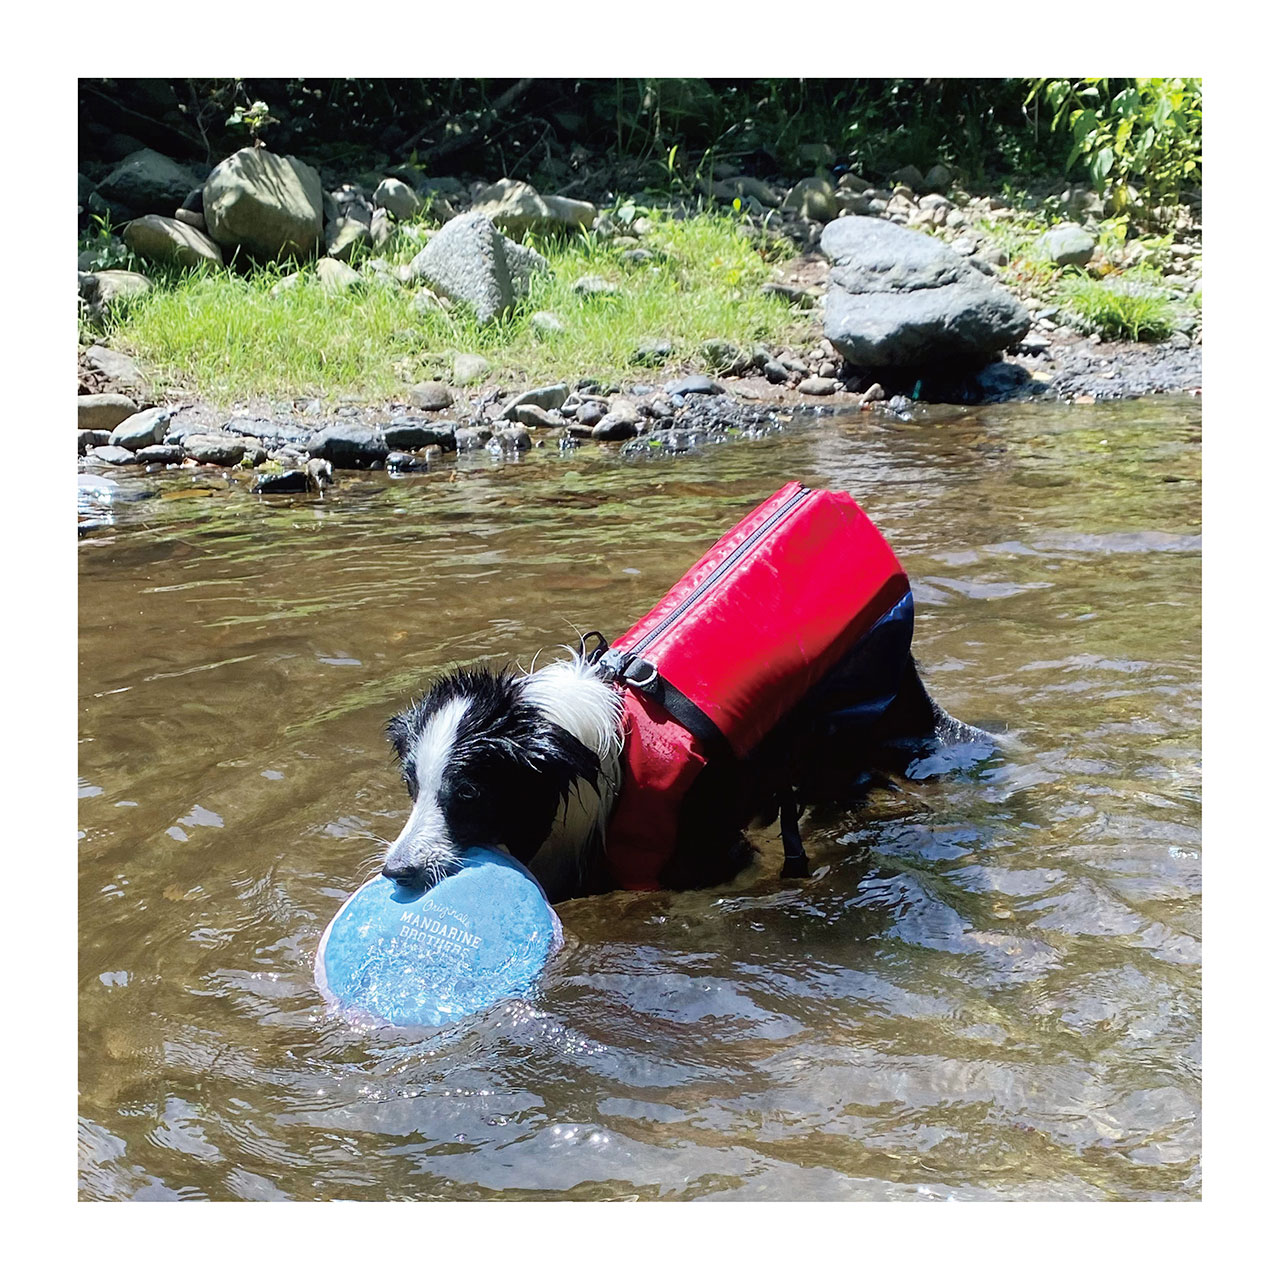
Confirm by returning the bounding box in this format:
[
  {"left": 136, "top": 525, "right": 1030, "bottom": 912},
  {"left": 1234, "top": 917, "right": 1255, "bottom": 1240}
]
[{"left": 79, "top": 397, "right": 1201, "bottom": 1200}]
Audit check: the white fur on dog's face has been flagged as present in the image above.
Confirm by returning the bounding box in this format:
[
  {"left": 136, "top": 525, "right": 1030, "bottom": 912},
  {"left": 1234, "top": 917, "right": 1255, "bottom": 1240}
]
[
  {"left": 384, "top": 696, "right": 468, "bottom": 881},
  {"left": 383, "top": 657, "right": 623, "bottom": 887}
]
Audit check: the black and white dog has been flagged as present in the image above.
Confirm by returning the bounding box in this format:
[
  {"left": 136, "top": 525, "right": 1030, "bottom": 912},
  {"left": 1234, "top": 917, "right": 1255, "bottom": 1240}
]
[{"left": 382, "top": 648, "right": 983, "bottom": 903}]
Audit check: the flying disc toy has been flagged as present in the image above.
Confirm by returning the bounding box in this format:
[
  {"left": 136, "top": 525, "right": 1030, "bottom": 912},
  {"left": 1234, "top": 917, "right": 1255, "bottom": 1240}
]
[{"left": 315, "top": 848, "right": 562, "bottom": 1028}]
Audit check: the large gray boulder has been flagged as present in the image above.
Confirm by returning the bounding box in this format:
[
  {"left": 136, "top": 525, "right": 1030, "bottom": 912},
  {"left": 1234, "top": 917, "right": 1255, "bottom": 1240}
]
[
  {"left": 77, "top": 394, "right": 139, "bottom": 432},
  {"left": 96, "top": 149, "right": 201, "bottom": 216},
  {"left": 203, "top": 148, "right": 324, "bottom": 260},
  {"left": 821, "top": 217, "right": 1030, "bottom": 367},
  {"left": 124, "top": 215, "right": 223, "bottom": 269},
  {"left": 410, "top": 212, "right": 548, "bottom": 323}
]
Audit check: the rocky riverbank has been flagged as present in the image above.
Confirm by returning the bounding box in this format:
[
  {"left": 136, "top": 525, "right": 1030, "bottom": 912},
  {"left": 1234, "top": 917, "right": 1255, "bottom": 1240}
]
[{"left": 77, "top": 145, "right": 1201, "bottom": 502}]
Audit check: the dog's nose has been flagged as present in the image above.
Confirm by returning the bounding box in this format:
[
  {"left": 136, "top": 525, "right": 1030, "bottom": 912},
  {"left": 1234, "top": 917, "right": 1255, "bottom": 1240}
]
[{"left": 381, "top": 863, "right": 422, "bottom": 887}]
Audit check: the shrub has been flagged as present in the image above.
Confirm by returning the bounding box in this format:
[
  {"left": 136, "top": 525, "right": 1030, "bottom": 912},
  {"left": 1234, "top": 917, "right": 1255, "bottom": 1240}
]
[{"left": 1027, "top": 78, "right": 1202, "bottom": 223}]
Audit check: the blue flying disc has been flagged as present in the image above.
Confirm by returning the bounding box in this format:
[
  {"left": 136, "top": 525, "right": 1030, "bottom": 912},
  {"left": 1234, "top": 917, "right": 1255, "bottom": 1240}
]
[{"left": 315, "top": 849, "right": 562, "bottom": 1028}]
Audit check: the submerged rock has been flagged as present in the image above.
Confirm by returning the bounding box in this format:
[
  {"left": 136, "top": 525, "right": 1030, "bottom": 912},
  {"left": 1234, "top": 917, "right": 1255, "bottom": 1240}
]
[{"left": 251, "top": 468, "right": 313, "bottom": 493}]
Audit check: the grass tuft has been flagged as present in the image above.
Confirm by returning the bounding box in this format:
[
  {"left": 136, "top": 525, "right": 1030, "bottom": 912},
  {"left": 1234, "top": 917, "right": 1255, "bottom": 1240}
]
[{"left": 1058, "top": 270, "right": 1176, "bottom": 343}]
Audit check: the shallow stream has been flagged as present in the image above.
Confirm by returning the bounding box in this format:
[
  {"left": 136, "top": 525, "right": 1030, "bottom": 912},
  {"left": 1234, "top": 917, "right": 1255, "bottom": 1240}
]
[{"left": 78, "top": 396, "right": 1201, "bottom": 1200}]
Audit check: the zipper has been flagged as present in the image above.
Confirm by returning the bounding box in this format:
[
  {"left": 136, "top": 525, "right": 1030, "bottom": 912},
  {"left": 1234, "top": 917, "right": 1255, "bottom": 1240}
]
[{"left": 626, "top": 484, "right": 813, "bottom": 658}]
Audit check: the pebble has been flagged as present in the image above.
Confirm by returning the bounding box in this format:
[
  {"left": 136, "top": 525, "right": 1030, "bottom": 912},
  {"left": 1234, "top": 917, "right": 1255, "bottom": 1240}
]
[
  {"left": 78, "top": 393, "right": 139, "bottom": 433},
  {"left": 796, "top": 376, "right": 840, "bottom": 396},
  {"left": 575, "top": 402, "right": 605, "bottom": 427},
  {"left": 591, "top": 415, "right": 640, "bottom": 441},
  {"left": 408, "top": 381, "right": 452, "bottom": 411},
  {"left": 87, "top": 445, "right": 137, "bottom": 466}
]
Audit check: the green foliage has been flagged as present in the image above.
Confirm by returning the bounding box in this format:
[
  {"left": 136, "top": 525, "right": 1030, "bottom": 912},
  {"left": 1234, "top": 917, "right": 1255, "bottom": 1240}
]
[
  {"left": 81, "top": 78, "right": 1203, "bottom": 219},
  {"left": 78, "top": 213, "right": 141, "bottom": 273},
  {"left": 1059, "top": 270, "right": 1176, "bottom": 342},
  {"left": 1026, "top": 78, "right": 1201, "bottom": 220},
  {"left": 225, "top": 98, "right": 278, "bottom": 146}
]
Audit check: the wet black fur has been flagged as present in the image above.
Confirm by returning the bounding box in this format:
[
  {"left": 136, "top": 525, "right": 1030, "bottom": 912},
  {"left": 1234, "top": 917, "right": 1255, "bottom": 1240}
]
[{"left": 387, "top": 667, "right": 601, "bottom": 869}]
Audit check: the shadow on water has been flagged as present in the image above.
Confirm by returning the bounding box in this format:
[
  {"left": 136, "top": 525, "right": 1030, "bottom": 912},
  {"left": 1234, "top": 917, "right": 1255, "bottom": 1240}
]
[{"left": 79, "top": 396, "right": 1201, "bottom": 1201}]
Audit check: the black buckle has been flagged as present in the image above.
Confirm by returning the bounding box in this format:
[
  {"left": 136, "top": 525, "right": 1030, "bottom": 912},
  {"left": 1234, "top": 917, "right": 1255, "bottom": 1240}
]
[
  {"left": 578, "top": 631, "right": 610, "bottom": 665},
  {"left": 597, "top": 648, "right": 659, "bottom": 691}
]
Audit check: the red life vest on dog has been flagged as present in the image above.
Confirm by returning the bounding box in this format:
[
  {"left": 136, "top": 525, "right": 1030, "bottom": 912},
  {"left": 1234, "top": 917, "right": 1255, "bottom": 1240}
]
[{"left": 600, "top": 482, "right": 911, "bottom": 890}]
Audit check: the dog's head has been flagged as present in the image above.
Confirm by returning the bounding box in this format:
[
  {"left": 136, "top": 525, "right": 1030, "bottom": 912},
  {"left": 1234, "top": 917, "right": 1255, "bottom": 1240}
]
[{"left": 382, "top": 658, "right": 621, "bottom": 889}]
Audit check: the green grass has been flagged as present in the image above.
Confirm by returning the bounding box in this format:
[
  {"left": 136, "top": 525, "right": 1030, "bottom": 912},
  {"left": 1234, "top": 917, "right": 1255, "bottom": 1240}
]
[
  {"left": 88, "top": 209, "right": 812, "bottom": 407},
  {"left": 1057, "top": 269, "right": 1176, "bottom": 342}
]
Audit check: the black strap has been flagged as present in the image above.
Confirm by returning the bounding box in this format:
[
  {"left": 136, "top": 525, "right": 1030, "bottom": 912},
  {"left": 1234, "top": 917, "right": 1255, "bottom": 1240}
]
[
  {"left": 599, "top": 649, "right": 735, "bottom": 762},
  {"left": 779, "top": 789, "right": 809, "bottom": 878}
]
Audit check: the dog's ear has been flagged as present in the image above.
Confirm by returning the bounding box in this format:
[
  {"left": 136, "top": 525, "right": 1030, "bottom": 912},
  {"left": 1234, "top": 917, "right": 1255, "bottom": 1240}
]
[
  {"left": 521, "top": 720, "right": 602, "bottom": 802},
  {"left": 386, "top": 705, "right": 417, "bottom": 760}
]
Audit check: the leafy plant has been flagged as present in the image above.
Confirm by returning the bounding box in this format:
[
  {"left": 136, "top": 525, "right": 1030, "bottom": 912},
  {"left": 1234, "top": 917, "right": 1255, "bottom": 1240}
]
[
  {"left": 78, "top": 213, "right": 141, "bottom": 273},
  {"left": 226, "top": 98, "right": 278, "bottom": 147},
  {"left": 1026, "top": 78, "right": 1201, "bottom": 222}
]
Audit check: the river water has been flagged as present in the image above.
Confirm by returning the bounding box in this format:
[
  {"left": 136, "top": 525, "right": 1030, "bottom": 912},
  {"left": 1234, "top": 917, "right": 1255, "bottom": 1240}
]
[{"left": 78, "top": 396, "right": 1201, "bottom": 1200}]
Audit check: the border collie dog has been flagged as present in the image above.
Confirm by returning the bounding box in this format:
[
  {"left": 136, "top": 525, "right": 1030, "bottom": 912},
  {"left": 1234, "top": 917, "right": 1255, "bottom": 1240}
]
[
  {"left": 384, "top": 657, "right": 624, "bottom": 902},
  {"left": 383, "top": 649, "right": 980, "bottom": 903}
]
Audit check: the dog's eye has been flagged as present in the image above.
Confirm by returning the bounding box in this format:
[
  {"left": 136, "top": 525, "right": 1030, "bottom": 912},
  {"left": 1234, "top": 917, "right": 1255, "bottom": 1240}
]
[{"left": 452, "top": 780, "right": 480, "bottom": 802}]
